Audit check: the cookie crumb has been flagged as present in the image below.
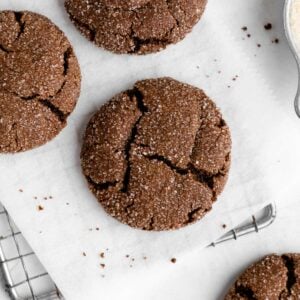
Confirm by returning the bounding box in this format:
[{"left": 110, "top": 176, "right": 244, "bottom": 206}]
[
  {"left": 272, "top": 38, "right": 279, "bottom": 44},
  {"left": 49, "top": 196, "right": 53, "bottom": 199},
  {"left": 126, "top": 254, "right": 130, "bottom": 258},
  {"left": 171, "top": 258, "right": 177, "bottom": 264},
  {"left": 37, "top": 205, "right": 44, "bottom": 211},
  {"left": 44, "top": 197, "right": 48, "bottom": 200},
  {"left": 222, "top": 224, "right": 227, "bottom": 229},
  {"left": 143, "top": 256, "right": 147, "bottom": 260},
  {"left": 247, "top": 34, "right": 251, "bottom": 38},
  {"left": 264, "top": 23, "right": 272, "bottom": 30},
  {"left": 100, "top": 252, "right": 105, "bottom": 258},
  {"left": 34, "top": 196, "right": 37, "bottom": 199},
  {"left": 96, "top": 227, "right": 100, "bottom": 231},
  {"left": 257, "top": 43, "right": 261, "bottom": 48},
  {"left": 19, "top": 189, "right": 23, "bottom": 193},
  {"left": 131, "top": 258, "right": 135, "bottom": 262},
  {"left": 100, "top": 264, "right": 105, "bottom": 268},
  {"left": 82, "top": 252, "right": 87, "bottom": 257},
  {"left": 66, "top": 202, "right": 69, "bottom": 205},
  {"left": 241, "top": 26, "right": 247, "bottom": 31}
]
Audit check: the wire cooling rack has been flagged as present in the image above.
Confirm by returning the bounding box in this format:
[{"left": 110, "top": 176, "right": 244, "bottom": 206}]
[
  {"left": 0, "top": 204, "right": 63, "bottom": 300},
  {"left": 209, "top": 203, "right": 276, "bottom": 247},
  {"left": 0, "top": 203, "right": 276, "bottom": 300}
]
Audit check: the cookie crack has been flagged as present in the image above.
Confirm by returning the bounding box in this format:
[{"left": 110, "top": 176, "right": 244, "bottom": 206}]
[
  {"left": 142, "top": 216, "right": 155, "bottom": 230},
  {"left": 38, "top": 99, "right": 68, "bottom": 123},
  {"left": 282, "top": 255, "right": 297, "bottom": 296},
  {"left": 14, "top": 80, "right": 65, "bottom": 101},
  {"left": 165, "top": 0, "right": 180, "bottom": 28},
  {"left": 124, "top": 202, "right": 135, "bottom": 212},
  {"left": 13, "top": 46, "right": 69, "bottom": 100},
  {"left": 87, "top": 176, "right": 118, "bottom": 191},
  {"left": 145, "top": 154, "right": 187, "bottom": 175},
  {"left": 54, "top": 80, "right": 67, "bottom": 96},
  {"left": 148, "top": 216, "right": 155, "bottom": 230},
  {"left": 127, "top": 88, "right": 148, "bottom": 113},
  {"left": 14, "top": 12, "right": 25, "bottom": 39},
  {"left": 129, "top": 5, "right": 177, "bottom": 53},
  {"left": 11, "top": 123, "right": 20, "bottom": 151},
  {"left": 67, "top": 11, "right": 96, "bottom": 41},
  {"left": 143, "top": 154, "right": 215, "bottom": 191},
  {"left": 235, "top": 285, "right": 257, "bottom": 300},
  {"left": 130, "top": 36, "right": 168, "bottom": 53},
  {"left": 189, "top": 166, "right": 215, "bottom": 193},
  {"left": 19, "top": 94, "right": 40, "bottom": 100},
  {"left": 218, "top": 118, "right": 226, "bottom": 128},
  {"left": 121, "top": 88, "right": 148, "bottom": 193},
  {"left": 11, "top": 78, "right": 67, "bottom": 122},
  {"left": 63, "top": 48, "right": 72, "bottom": 76},
  {"left": 185, "top": 207, "right": 208, "bottom": 224},
  {"left": 0, "top": 44, "right": 12, "bottom": 53}
]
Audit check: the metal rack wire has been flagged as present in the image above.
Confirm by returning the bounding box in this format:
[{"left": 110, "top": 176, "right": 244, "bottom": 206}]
[
  {"left": 209, "top": 203, "right": 276, "bottom": 247},
  {"left": 0, "top": 202, "right": 276, "bottom": 300},
  {"left": 0, "top": 204, "right": 63, "bottom": 300}
]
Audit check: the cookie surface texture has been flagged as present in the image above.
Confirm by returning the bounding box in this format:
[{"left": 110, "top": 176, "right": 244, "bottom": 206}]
[
  {"left": 225, "top": 254, "right": 300, "bottom": 300},
  {"left": 65, "top": 0, "right": 207, "bottom": 54},
  {"left": 0, "top": 11, "right": 81, "bottom": 153},
  {"left": 81, "top": 78, "right": 231, "bottom": 231}
]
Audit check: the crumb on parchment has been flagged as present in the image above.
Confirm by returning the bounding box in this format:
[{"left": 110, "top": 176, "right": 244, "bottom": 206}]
[
  {"left": 171, "top": 258, "right": 177, "bottom": 264},
  {"left": 37, "top": 205, "right": 44, "bottom": 211}
]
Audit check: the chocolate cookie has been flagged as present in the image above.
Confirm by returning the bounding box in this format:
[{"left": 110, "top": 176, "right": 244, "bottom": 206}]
[
  {"left": 81, "top": 78, "right": 231, "bottom": 231},
  {"left": 0, "top": 11, "right": 81, "bottom": 153},
  {"left": 65, "top": 0, "right": 207, "bottom": 54},
  {"left": 225, "top": 254, "right": 300, "bottom": 299}
]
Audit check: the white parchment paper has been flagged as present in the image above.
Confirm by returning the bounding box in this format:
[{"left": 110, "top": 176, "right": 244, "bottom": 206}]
[{"left": 0, "top": 0, "right": 300, "bottom": 299}]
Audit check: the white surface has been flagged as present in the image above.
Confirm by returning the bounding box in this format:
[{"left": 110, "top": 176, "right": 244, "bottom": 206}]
[
  {"left": 148, "top": 0, "right": 300, "bottom": 299},
  {"left": 0, "top": 0, "right": 300, "bottom": 299}
]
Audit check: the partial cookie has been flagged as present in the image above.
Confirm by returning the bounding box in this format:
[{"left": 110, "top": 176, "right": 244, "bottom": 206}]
[
  {"left": 0, "top": 11, "right": 81, "bottom": 153},
  {"left": 81, "top": 77, "right": 231, "bottom": 231},
  {"left": 65, "top": 0, "right": 207, "bottom": 54},
  {"left": 225, "top": 254, "right": 300, "bottom": 299}
]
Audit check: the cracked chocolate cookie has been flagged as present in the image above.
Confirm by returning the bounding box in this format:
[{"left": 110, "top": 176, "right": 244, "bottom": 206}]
[
  {"left": 65, "top": 0, "right": 207, "bottom": 54},
  {"left": 81, "top": 77, "right": 231, "bottom": 231},
  {"left": 225, "top": 254, "right": 300, "bottom": 299},
  {"left": 0, "top": 11, "right": 81, "bottom": 153}
]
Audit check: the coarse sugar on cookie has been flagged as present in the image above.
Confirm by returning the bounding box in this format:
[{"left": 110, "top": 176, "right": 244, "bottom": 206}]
[
  {"left": 225, "top": 254, "right": 300, "bottom": 299},
  {"left": 0, "top": 11, "right": 81, "bottom": 153},
  {"left": 81, "top": 77, "right": 231, "bottom": 231},
  {"left": 65, "top": 0, "right": 207, "bottom": 54}
]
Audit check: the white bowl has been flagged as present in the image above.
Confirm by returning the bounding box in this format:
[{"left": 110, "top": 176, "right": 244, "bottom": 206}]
[{"left": 284, "top": 0, "right": 300, "bottom": 117}]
